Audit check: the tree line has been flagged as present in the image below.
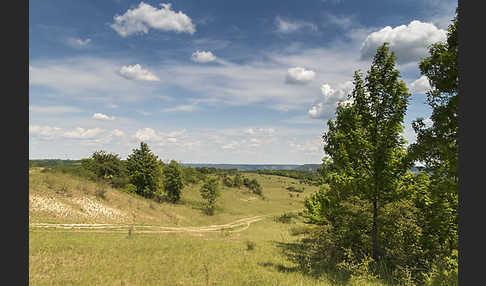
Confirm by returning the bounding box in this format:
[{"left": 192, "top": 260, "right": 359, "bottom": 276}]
[{"left": 39, "top": 142, "right": 264, "bottom": 215}]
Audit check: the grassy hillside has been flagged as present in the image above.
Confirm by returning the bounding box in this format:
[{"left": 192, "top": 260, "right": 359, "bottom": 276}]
[{"left": 29, "top": 168, "right": 385, "bottom": 285}]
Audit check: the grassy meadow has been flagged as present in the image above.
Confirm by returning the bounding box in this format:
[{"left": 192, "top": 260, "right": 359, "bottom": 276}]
[{"left": 30, "top": 167, "right": 387, "bottom": 285}]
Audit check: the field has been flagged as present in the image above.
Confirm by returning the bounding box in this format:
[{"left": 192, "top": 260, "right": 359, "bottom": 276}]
[{"left": 29, "top": 168, "right": 384, "bottom": 285}]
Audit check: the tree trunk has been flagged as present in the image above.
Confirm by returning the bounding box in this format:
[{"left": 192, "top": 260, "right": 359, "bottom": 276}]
[{"left": 372, "top": 199, "right": 378, "bottom": 260}]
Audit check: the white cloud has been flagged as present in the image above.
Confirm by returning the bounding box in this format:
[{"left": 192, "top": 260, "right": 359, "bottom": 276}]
[
  {"left": 110, "top": 2, "right": 195, "bottom": 37},
  {"left": 222, "top": 140, "right": 239, "bottom": 150},
  {"left": 111, "top": 129, "right": 125, "bottom": 137},
  {"left": 308, "top": 81, "right": 354, "bottom": 119},
  {"left": 119, "top": 64, "right": 160, "bottom": 81},
  {"left": 289, "top": 138, "right": 323, "bottom": 154},
  {"left": 245, "top": 128, "right": 255, "bottom": 135},
  {"left": 29, "top": 125, "right": 62, "bottom": 138},
  {"left": 135, "top": 127, "right": 160, "bottom": 141},
  {"left": 167, "top": 137, "right": 177, "bottom": 143},
  {"left": 285, "top": 67, "right": 316, "bottom": 84},
  {"left": 29, "top": 105, "right": 82, "bottom": 113},
  {"left": 361, "top": 20, "right": 447, "bottom": 64},
  {"left": 324, "top": 13, "right": 355, "bottom": 30},
  {"left": 275, "top": 16, "right": 317, "bottom": 33},
  {"left": 191, "top": 50, "right": 217, "bottom": 63},
  {"left": 29, "top": 57, "right": 164, "bottom": 104},
  {"left": 63, "top": 127, "right": 104, "bottom": 139},
  {"left": 65, "top": 37, "right": 91, "bottom": 48},
  {"left": 92, "top": 113, "right": 115, "bottom": 121},
  {"left": 409, "top": 75, "right": 431, "bottom": 94},
  {"left": 162, "top": 104, "right": 197, "bottom": 112}
]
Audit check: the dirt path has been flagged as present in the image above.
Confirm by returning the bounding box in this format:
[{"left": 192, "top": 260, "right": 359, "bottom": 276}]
[{"left": 29, "top": 215, "right": 269, "bottom": 234}]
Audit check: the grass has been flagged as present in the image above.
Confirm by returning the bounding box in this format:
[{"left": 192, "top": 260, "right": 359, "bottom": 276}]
[{"left": 29, "top": 167, "right": 388, "bottom": 285}]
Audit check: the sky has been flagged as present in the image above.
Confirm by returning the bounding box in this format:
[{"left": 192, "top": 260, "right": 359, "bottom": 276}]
[{"left": 29, "top": 0, "right": 457, "bottom": 164}]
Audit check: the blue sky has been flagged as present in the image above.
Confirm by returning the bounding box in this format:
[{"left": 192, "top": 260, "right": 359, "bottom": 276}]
[{"left": 29, "top": 0, "right": 457, "bottom": 164}]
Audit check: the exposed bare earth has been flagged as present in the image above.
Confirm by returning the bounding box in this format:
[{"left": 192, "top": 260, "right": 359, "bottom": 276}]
[{"left": 30, "top": 215, "right": 266, "bottom": 234}]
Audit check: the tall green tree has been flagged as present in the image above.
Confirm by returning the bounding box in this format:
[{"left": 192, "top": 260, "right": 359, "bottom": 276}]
[
  {"left": 126, "top": 142, "right": 162, "bottom": 198},
  {"left": 321, "top": 43, "right": 411, "bottom": 260},
  {"left": 163, "top": 160, "right": 184, "bottom": 203},
  {"left": 408, "top": 9, "right": 458, "bottom": 260},
  {"left": 200, "top": 176, "right": 221, "bottom": 215}
]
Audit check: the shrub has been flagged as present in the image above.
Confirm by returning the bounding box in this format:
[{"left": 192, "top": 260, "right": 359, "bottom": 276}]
[
  {"left": 289, "top": 225, "right": 313, "bottom": 236},
  {"left": 275, "top": 212, "right": 297, "bottom": 224},
  {"left": 123, "top": 183, "right": 137, "bottom": 194},
  {"left": 246, "top": 240, "right": 256, "bottom": 251},
  {"left": 81, "top": 150, "right": 127, "bottom": 183},
  {"left": 163, "top": 160, "right": 184, "bottom": 203},
  {"left": 200, "top": 176, "right": 221, "bottom": 215}
]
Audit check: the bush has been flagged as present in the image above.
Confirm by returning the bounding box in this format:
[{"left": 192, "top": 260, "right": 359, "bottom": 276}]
[
  {"left": 275, "top": 212, "right": 297, "bottom": 224},
  {"left": 200, "top": 176, "right": 221, "bottom": 215},
  {"left": 163, "top": 160, "right": 184, "bottom": 203},
  {"left": 287, "top": 186, "right": 304, "bottom": 193},
  {"left": 81, "top": 150, "right": 126, "bottom": 183},
  {"left": 246, "top": 240, "right": 256, "bottom": 251},
  {"left": 289, "top": 225, "right": 313, "bottom": 236},
  {"left": 123, "top": 183, "right": 137, "bottom": 194}
]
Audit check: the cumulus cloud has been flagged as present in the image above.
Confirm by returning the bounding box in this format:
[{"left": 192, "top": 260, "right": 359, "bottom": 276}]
[
  {"left": 285, "top": 67, "right": 316, "bottom": 84},
  {"left": 308, "top": 81, "right": 354, "bottom": 119},
  {"left": 361, "top": 20, "right": 447, "bottom": 64},
  {"left": 245, "top": 127, "right": 275, "bottom": 136},
  {"left": 289, "top": 138, "right": 323, "bottom": 154},
  {"left": 63, "top": 127, "right": 104, "bottom": 139},
  {"left": 111, "top": 129, "right": 125, "bottom": 137},
  {"left": 222, "top": 140, "right": 239, "bottom": 150},
  {"left": 119, "top": 64, "right": 159, "bottom": 81},
  {"left": 275, "top": 16, "right": 317, "bottom": 33},
  {"left": 29, "top": 57, "right": 162, "bottom": 102},
  {"left": 92, "top": 113, "right": 115, "bottom": 120},
  {"left": 191, "top": 50, "right": 217, "bottom": 63},
  {"left": 135, "top": 127, "right": 160, "bottom": 141},
  {"left": 30, "top": 125, "right": 112, "bottom": 142},
  {"left": 29, "top": 125, "right": 62, "bottom": 138},
  {"left": 110, "top": 2, "right": 195, "bottom": 37},
  {"left": 409, "top": 75, "right": 431, "bottom": 94},
  {"left": 65, "top": 37, "right": 91, "bottom": 48}
]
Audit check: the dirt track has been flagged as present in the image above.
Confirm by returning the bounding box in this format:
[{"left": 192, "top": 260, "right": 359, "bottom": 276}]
[{"left": 29, "top": 215, "right": 267, "bottom": 234}]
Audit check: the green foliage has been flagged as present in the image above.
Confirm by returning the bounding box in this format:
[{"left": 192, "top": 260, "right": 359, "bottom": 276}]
[
  {"left": 182, "top": 166, "right": 204, "bottom": 185},
  {"left": 254, "top": 169, "right": 319, "bottom": 185},
  {"left": 200, "top": 176, "right": 221, "bottom": 215},
  {"left": 123, "top": 183, "right": 137, "bottom": 194},
  {"left": 81, "top": 150, "right": 127, "bottom": 185},
  {"left": 163, "top": 160, "right": 185, "bottom": 203},
  {"left": 321, "top": 42, "right": 411, "bottom": 261},
  {"left": 126, "top": 142, "right": 162, "bottom": 198},
  {"left": 233, "top": 173, "right": 243, "bottom": 188},
  {"left": 244, "top": 178, "right": 263, "bottom": 196},
  {"left": 42, "top": 165, "right": 97, "bottom": 181},
  {"left": 222, "top": 175, "right": 233, "bottom": 188},
  {"left": 275, "top": 212, "right": 298, "bottom": 224},
  {"left": 408, "top": 10, "right": 458, "bottom": 269}
]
